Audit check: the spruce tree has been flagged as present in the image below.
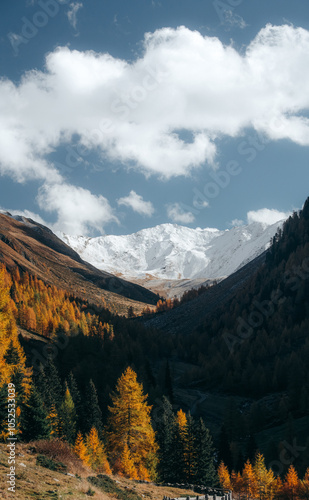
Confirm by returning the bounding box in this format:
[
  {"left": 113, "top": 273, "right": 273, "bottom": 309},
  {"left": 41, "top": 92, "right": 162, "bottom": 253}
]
[
  {"left": 171, "top": 409, "right": 187, "bottom": 483},
  {"left": 67, "top": 372, "right": 82, "bottom": 430},
  {"left": 82, "top": 379, "right": 102, "bottom": 434},
  {"left": 185, "top": 412, "right": 196, "bottom": 483},
  {"left": 20, "top": 385, "right": 51, "bottom": 441},
  {"left": 41, "top": 357, "right": 63, "bottom": 410},
  {"left": 194, "top": 418, "right": 217, "bottom": 487},
  {"left": 156, "top": 396, "right": 176, "bottom": 482}
]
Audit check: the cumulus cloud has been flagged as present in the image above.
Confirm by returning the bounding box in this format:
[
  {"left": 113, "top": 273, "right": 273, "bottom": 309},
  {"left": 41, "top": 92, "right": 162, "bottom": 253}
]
[
  {"left": 1, "top": 24, "right": 309, "bottom": 185},
  {"left": 167, "top": 203, "right": 195, "bottom": 224},
  {"left": 67, "top": 2, "right": 83, "bottom": 31},
  {"left": 247, "top": 208, "right": 290, "bottom": 226},
  {"left": 37, "top": 182, "right": 118, "bottom": 235},
  {"left": 117, "top": 190, "right": 154, "bottom": 216}
]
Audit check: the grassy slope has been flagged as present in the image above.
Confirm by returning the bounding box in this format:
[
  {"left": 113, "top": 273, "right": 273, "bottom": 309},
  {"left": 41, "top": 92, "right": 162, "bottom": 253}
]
[{"left": 0, "top": 443, "right": 197, "bottom": 500}]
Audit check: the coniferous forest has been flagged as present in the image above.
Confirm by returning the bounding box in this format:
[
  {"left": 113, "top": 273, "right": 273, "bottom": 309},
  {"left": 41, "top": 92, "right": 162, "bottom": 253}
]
[{"left": 1, "top": 196, "right": 309, "bottom": 498}]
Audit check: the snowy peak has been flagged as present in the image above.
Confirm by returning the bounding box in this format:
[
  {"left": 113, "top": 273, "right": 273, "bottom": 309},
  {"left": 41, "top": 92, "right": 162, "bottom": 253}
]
[{"left": 60, "top": 219, "right": 285, "bottom": 281}]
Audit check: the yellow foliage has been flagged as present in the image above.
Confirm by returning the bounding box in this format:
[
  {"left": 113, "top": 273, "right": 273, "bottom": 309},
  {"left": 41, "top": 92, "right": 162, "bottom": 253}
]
[
  {"left": 86, "top": 427, "right": 111, "bottom": 474},
  {"left": 107, "top": 367, "right": 158, "bottom": 480},
  {"left": 74, "top": 431, "right": 90, "bottom": 466}
]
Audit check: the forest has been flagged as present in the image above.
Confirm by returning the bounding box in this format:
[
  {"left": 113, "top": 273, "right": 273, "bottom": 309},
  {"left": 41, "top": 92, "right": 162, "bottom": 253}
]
[{"left": 0, "top": 196, "right": 309, "bottom": 498}]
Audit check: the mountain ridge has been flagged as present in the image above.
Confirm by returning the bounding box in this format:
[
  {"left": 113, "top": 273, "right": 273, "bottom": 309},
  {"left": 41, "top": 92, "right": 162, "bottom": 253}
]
[
  {"left": 60, "top": 219, "right": 285, "bottom": 285},
  {"left": 0, "top": 213, "right": 158, "bottom": 314}
]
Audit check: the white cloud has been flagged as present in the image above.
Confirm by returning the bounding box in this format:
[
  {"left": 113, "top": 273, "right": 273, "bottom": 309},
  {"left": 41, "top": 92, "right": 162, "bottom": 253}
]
[
  {"left": 247, "top": 208, "right": 289, "bottom": 226},
  {"left": 117, "top": 190, "right": 154, "bottom": 216},
  {"left": 37, "top": 182, "right": 118, "bottom": 235},
  {"left": 67, "top": 2, "right": 83, "bottom": 31},
  {"left": 1, "top": 24, "right": 309, "bottom": 185},
  {"left": 167, "top": 203, "right": 195, "bottom": 224}
]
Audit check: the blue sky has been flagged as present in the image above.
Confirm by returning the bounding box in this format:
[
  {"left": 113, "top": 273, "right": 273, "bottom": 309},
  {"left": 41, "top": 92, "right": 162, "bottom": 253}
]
[{"left": 0, "top": 0, "right": 309, "bottom": 235}]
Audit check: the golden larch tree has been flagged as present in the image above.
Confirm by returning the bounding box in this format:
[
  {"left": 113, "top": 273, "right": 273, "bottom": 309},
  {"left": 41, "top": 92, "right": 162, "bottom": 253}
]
[
  {"left": 74, "top": 431, "right": 90, "bottom": 466},
  {"left": 86, "top": 427, "right": 111, "bottom": 474},
  {"left": 107, "top": 366, "right": 158, "bottom": 480},
  {"left": 218, "top": 461, "right": 232, "bottom": 490}
]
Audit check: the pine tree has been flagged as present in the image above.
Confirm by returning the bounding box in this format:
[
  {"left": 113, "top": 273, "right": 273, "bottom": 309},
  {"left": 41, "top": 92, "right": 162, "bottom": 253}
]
[
  {"left": 82, "top": 379, "right": 102, "bottom": 434},
  {"left": 20, "top": 385, "right": 51, "bottom": 441},
  {"left": 156, "top": 396, "right": 176, "bottom": 483},
  {"left": 86, "top": 427, "right": 111, "bottom": 473},
  {"left": 107, "top": 367, "right": 158, "bottom": 481},
  {"left": 194, "top": 418, "right": 217, "bottom": 487}
]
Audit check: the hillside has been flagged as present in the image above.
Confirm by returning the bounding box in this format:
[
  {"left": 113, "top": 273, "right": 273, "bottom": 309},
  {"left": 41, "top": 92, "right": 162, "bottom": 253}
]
[
  {"left": 0, "top": 213, "right": 158, "bottom": 315},
  {"left": 0, "top": 443, "right": 197, "bottom": 500}
]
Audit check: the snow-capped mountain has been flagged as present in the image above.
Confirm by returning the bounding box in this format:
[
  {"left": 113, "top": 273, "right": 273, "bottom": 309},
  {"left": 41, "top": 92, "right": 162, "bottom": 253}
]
[{"left": 60, "top": 219, "right": 285, "bottom": 281}]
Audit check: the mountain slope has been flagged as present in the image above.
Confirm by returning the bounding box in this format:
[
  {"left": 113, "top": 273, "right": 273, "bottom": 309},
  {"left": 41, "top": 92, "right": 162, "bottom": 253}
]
[
  {"left": 0, "top": 213, "right": 158, "bottom": 314},
  {"left": 61, "top": 220, "right": 285, "bottom": 283}
]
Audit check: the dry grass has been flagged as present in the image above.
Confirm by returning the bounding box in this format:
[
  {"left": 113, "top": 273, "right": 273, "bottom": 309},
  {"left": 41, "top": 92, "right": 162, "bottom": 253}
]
[
  {"left": 31, "top": 439, "right": 87, "bottom": 477},
  {"left": 0, "top": 442, "right": 197, "bottom": 500}
]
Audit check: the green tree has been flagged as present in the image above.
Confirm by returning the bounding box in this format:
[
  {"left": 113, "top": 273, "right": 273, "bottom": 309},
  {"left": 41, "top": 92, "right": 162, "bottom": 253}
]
[
  {"left": 82, "top": 379, "right": 102, "bottom": 434},
  {"left": 156, "top": 396, "right": 176, "bottom": 482},
  {"left": 59, "top": 383, "right": 76, "bottom": 444},
  {"left": 20, "top": 385, "right": 51, "bottom": 441},
  {"left": 194, "top": 418, "right": 217, "bottom": 486}
]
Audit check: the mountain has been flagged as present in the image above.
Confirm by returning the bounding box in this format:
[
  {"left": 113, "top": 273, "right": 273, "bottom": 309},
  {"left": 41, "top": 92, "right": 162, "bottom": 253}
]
[
  {"left": 61, "top": 220, "right": 285, "bottom": 296},
  {"left": 0, "top": 212, "right": 158, "bottom": 314}
]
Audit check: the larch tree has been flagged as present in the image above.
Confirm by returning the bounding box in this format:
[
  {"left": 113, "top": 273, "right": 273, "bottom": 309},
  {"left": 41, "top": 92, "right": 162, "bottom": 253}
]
[
  {"left": 107, "top": 366, "right": 158, "bottom": 481},
  {"left": 254, "top": 452, "right": 275, "bottom": 500},
  {"left": 0, "top": 265, "right": 32, "bottom": 398},
  {"left": 299, "top": 467, "right": 309, "bottom": 500},
  {"left": 283, "top": 465, "right": 299, "bottom": 500},
  {"left": 74, "top": 431, "right": 90, "bottom": 466},
  {"left": 86, "top": 427, "right": 111, "bottom": 474},
  {"left": 218, "top": 461, "right": 232, "bottom": 490},
  {"left": 242, "top": 459, "right": 257, "bottom": 500}
]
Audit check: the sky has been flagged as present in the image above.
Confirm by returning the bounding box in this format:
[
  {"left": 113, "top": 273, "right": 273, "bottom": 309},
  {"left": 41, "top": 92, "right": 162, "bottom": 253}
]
[{"left": 0, "top": 0, "right": 309, "bottom": 236}]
